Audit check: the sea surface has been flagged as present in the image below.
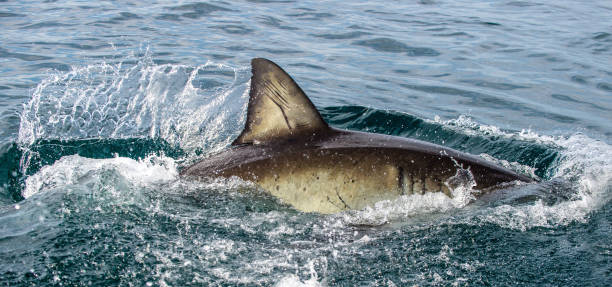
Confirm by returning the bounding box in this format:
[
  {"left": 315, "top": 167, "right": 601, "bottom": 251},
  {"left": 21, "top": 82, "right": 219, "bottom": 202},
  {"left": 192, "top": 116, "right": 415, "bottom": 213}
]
[{"left": 1, "top": 0, "right": 611, "bottom": 286}]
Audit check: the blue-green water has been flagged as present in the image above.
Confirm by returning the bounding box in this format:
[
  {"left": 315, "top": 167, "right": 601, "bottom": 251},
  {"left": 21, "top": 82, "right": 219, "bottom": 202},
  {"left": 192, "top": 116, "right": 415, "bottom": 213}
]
[{"left": 1, "top": 0, "right": 611, "bottom": 285}]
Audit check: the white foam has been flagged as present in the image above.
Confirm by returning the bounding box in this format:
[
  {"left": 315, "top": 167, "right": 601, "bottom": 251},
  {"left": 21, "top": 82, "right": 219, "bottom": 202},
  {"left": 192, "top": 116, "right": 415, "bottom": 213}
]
[
  {"left": 432, "top": 115, "right": 506, "bottom": 138},
  {"left": 478, "top": 153, "right": 539, "bottom": 179},
  {"left": 474, "top": 133, "right": 612, "bottom": 230},
  {"left": 274, "top": 260, "right": 325, "bottom": 287},
  {"left": 432, "top": 114, "right": 567, "bottom": 147},
  {"left": 343, "top": 116, "right": 612, "bottom": 229},
  {"left": 336, "top": 191, "right": 472, "bottom": 227},
  {"left": 23, "top": 154, "right": 178, "bottom": 199},
  {"left": 333, "top": 166, "right": 480, "bottom": 226},
  {"left": 274, "top": 274, "right": 323, "bottom": 287}
]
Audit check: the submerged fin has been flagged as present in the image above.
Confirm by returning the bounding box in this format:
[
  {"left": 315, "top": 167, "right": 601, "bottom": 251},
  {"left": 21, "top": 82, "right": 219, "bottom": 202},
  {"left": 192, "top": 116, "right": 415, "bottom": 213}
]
[{"left": 232, "top": 58, "right": 330, "bottom": 145}]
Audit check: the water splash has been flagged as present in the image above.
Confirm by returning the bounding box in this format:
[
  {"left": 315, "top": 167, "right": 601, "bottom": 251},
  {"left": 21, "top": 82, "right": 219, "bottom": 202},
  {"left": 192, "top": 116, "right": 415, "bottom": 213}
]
[
  {"left": 13, "top": 50, "right": 612, "bottom": 233},
  {"left": 23, "top": 154, "right": 178, "bottom": 199},
  {"left": 274, "top": 259, "right": 325, "bottom": 287},
  {"left": 475, "top": 133, "right": 612, "bottom": 230},
  {"left": 11, "top": 111, "right": 611, "bottom": 285},
  {"left": 435, "top": 115, "right": 612, "bottom": 200},
  {"left": 332, "top": 171, "right": 479, "bottom": 227},
  {"left": 18, "top": 51, "right": 250, "bottom": 157},
  {"left": 336, "top": 115, "right": 612, "bottom": 230}
]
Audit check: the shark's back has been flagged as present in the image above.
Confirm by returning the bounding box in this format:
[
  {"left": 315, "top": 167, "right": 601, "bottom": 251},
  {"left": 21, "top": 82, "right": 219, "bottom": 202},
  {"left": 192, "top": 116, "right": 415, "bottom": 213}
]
[{"left": 181, "top": 58, "right": 532, "bottom": 213}]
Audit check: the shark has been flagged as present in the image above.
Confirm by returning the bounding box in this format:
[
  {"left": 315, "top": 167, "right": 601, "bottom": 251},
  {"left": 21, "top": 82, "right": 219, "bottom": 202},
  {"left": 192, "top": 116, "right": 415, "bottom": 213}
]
[{"left": 180, "top": 58, "right": 533, "bottom": 214}]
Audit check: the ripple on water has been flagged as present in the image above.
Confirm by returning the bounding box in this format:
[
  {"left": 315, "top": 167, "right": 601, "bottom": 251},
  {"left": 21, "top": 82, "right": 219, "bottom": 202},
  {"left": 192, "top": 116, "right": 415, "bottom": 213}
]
[
  {"left": 167, "top": 2, "right": 233, "bottom": 19},
  {"left": 111, "top": 12, "right": 143, "bottom": 21},
  {"left": 287, "top": 63, "right": 326, "bottom": 71},
  {"left": 311, "top": 31, "right": 371, "bottom": 40},
  {"left": 400, "top": 84, "right": 523, "bottom": 110},
  {"left": 246, "top": 0, "right": 297, "bottom": 3},
  {"left": 155, "top": 13, "right": 182, "bottom": 21},
  {"left": 0, "top": 12, "right": 25, "bottom": 18},
  {"left": 0, "top": 48, "right": 52, "bottom": 61},
  {"left": 20, "top": 21, "right": 75, "bottom": 30},
  {"left": 353, "top": 38, "right": 440, "bottom": 56},
  {"left": 551, "top": 94, "right": 610, "bottom": 111},
  {"left": 596, "top": 82, "right": 612, "bottom": 92},
  {"left": 286, "top": 11, "right": 335, "bottom": 21},
  {"left": 459, "top": 79, "right": 529, "bottom": 91},
  {"left": 592, "top": 32, "right": 611, "bottom": 41},
  {"left": 211, "top": 24, "right": 254, "bottom": 35},
  {"left": 258, "top": 16, "right": 299, "bottom": 31},
  {"left": 26, "top": 63, "right": 71, "bottom": 72}
]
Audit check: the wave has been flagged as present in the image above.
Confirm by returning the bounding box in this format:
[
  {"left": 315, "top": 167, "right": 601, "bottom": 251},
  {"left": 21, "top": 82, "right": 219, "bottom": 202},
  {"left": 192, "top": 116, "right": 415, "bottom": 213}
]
[
  {"left": 332, "top": 123, "right": 612, "bottom": 230},
  {"left": 6, "top": 55, "right": 611, "bottom": 232}
]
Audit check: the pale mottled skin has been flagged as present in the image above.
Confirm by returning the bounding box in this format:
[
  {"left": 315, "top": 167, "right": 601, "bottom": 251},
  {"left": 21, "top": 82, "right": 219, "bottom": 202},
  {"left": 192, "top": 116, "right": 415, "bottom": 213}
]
[{"left": 181, "top": 129, "right": 531, "bottom": 213}]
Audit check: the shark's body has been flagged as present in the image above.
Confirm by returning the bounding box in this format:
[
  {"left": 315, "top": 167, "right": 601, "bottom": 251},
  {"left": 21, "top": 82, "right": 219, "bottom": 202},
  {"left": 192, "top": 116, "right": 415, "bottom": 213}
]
[{"left": 181, "top": 58, "right": 532, "bottom": 213}]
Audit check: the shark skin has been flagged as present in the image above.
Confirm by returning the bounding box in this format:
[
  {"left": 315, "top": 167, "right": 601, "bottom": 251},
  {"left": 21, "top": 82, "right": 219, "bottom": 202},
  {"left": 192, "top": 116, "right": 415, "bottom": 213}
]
[{"left": 180, "top": 58, "right": 533, "bottom": 214}]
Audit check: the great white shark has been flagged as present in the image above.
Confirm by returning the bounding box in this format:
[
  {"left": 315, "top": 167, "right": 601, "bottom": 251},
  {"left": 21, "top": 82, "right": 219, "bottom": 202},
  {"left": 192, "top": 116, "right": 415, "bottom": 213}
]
[{"left": 181, "top": 58, "right": 533, "bottom": 214}]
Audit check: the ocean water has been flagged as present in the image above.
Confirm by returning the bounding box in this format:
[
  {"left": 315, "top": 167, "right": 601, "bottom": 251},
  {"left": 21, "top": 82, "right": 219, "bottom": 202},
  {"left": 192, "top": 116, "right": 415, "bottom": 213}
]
[{"left": 1, "top": 0, "right": 611, "bottom": 285}]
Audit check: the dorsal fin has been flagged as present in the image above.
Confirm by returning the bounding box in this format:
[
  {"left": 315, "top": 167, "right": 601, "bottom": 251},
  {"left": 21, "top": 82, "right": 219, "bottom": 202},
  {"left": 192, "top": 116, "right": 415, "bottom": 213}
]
[{"left": 232, "top": 58, "right": 330, "bottom": 145}]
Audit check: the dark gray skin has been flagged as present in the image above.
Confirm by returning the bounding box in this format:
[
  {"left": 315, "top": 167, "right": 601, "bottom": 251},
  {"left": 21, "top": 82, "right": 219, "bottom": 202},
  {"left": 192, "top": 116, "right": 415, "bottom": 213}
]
[{"left": 181, "top": 58, "right": 533, "bottom": 214}]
